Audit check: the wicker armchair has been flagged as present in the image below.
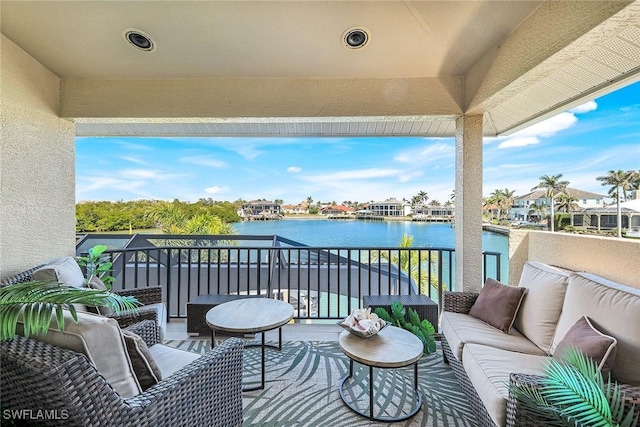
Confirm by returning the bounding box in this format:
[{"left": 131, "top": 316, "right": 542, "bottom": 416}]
[
  {"left": 0, "top": 264, "right": 164, "bottom": 330},
  {"left": 1, "top": 320, "right": 244, "bottom": 427}
]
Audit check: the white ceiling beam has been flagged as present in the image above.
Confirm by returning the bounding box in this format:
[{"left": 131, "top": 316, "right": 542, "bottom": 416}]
[{"left": 61, "top": 76, "right": 463, "bottom": 120}]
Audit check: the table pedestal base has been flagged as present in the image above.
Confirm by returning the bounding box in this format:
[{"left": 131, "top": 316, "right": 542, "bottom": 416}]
[
  {"left": 338, "top": 359, "right": 422, "bottom": 422},
  {"left": 212, "top": 327, "right": 283, "bottom": 391}
]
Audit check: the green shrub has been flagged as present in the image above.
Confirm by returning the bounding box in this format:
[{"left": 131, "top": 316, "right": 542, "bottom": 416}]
[{"left": 374, "top": 301, "right": 436, "bottom": 354}]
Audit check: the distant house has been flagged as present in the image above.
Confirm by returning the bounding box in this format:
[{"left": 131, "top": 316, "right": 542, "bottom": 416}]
[
  {"left": 510, "top": 188, "right": 606, "bottom": 221},
  {"left": 367, "top": 198, "right": 410, "bottom": 217},
  {"left": 240, "top": 200, "right": 282, "bottom": 220},
  {"left": 413, "top": 204, "right": 454, "bottom": 217},
  {"left": 571, "top": 198, "right": 640, "bottom": 231},
  {"left": 282, "top": 203, "right": 309, "bottom": 215},
  {"left": 319, "top": 205, "right": 354, "bottom": 215}
]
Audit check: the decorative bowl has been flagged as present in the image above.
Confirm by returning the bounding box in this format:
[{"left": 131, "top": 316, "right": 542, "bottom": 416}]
[{"left": 337, "top": 320, "right": 389, "bottom": 339}]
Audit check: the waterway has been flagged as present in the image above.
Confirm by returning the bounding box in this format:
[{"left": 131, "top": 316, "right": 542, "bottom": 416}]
[{"left": 233, "top": 219, "right": 509, "bottom": 280}]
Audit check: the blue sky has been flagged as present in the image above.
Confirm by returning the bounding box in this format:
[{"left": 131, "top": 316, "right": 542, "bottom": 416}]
[{"left": 76, "top": 81, "right": 640, "bottom": 205}]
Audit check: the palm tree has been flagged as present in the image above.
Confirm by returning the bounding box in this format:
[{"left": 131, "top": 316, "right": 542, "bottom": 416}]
[
  {"left": 528, "top": 202, "right": 547, "bottom": 223},
  {"left": 371, "top": 234, "right": 440, "bottom": 298},
  {"left": 501, "top": 188, "right": 516, "bottom": 220},
  {"left": 417, "top": 191, "right": 428, "bottom": 204},
  {"left": 532, "top": 174, "right": 569, "bottom": 232},
  {"left": 488, "top": 188, "right": 516, "bottom": 222},
  {"left": 555, "top": 192, "right": 579, "bottom": 213},
  {"left": 596, "top": 170, "right": 635, "bottom": 237}
]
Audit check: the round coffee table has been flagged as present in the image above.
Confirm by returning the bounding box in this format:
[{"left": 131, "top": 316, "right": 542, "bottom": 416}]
[
  {"left": 338, "top": 325, "right": 423, "bottom": 421},
  {"left": 206, "top": 297, "right": 294, "bottom": 391}
]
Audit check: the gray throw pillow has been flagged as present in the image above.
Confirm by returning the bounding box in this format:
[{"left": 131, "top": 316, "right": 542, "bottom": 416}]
[
  {"left": 121, "top": 330, "right": 162, "bottom": 390},
  {"left": 554, "top": 316, "right": 617, "bottom": 375}
]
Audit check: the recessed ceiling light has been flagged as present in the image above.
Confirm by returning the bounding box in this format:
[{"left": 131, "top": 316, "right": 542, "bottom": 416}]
[
  {"left": 342, "top": 28, "right": 369, "bottom": 49},
  {"left": 122, "top": 29, "right": 156, "bottom": 52}
]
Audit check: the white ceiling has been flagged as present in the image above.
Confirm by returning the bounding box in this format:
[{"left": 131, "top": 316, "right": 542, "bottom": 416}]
[
  {"left": 1, "top": 1, "right": 541, "bottom": 79},
  {"left": 2, "top": 1, "right": 640, "bottom": 137}
]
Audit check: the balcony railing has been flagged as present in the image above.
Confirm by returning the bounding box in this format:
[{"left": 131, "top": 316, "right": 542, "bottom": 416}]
[{"left": 88, "top": 234, "right": 501, "bottom": 321}]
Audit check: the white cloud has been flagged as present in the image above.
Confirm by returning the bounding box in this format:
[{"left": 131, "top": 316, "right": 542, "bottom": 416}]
[
  {"left": 119, "top": 169, "right": 158, "bottom": 179},
  {"left": 287, "top": 166, "right": 302, "bottom": 173},
  {"left": 398, "top": 170, "right": 423, "bottom": 183},
  {"left": 394, "top": 142, "right": 454, "bottom": 164},
  {"left": 204, "top": 186, "right": 228, "bottom": 194},
  {"left": 498, "top": 136, "right": 540, "bottom": 149},
  {"left": 119, "top": 156, "right": 147, "bottom": 165},
  {"left": 179, "top": 156, "right": 227, "bottom": 168},
  {"left": 569, "top": 100, "right": 597, "bottom": 114},
  {"left": 496, "top": 112, "right": 578, "bottom": 149},
  {"left": 322, "top": 168, "right": 401, "bottom": 180}
]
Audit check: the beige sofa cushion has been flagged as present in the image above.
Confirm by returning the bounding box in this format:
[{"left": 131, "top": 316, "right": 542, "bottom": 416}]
[
  {"left": 552, "top": 272, "right": 640, "bottom": 385},
  {"left": 513, "top": 261, "right": 570, "bottom": 353},
  {"left": 149, "top": 344, "right": 201, "bottom": 378},
  {"left": 441, "top": 311, "right": 546, "bottom": 362},
  {"left": 32, "top": 257, "right": 88, "bottom": 312},
  {"left": 31, "top": 256, "right": 85, "bottom": 287},
  {"left": 462, "top": 343, "right": 550, "bottom": 427},
  {"left": 23, "top": 311, "right": 141, "bottom": 397}
]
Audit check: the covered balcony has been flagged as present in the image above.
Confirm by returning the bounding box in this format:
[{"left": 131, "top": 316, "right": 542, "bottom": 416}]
[
  {"left": 2, "top": 0, "right": 639, "bottom": 289},
  {"left": 2, "top": 2, "right": 640, "bottom": 426}
]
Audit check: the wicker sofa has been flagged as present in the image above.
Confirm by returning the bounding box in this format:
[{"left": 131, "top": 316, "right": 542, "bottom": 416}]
[
  {"left": 440, "top": 261, "right": 640, "bottom": 427},
  {"left": 1, "top": 315, "right": 244, "bottom": 426}
]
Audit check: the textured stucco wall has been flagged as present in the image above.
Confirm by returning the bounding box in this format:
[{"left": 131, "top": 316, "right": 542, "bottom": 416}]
[
  {"left": 509, "top": 231, "right": 640, "bottom": 289},
  {"left": 0, "top": 34, "right": 76, "bottom": 280},
  {"left": 454, "top": 115, "right": 483, "bottom": 292}
]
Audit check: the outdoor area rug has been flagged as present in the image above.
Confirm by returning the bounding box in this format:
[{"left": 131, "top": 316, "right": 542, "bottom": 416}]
[{"left": 164, "top": 339, "right": 477, "bottom": 427}]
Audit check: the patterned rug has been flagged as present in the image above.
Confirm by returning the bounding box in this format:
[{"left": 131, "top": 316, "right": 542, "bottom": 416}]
[{"left": 164, "top": 338, "right": 477, "bottom": 427}]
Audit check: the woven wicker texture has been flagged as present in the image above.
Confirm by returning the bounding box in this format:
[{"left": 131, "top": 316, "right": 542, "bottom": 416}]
[
  {"left": 1, "top": 325, "right": 244, "bottom": 426},
  {"left": 1, "top": 268, "right": 164, "bottom": 330},
  {"left": 442, "top": 291, "right": 640, "bottom": 427}
]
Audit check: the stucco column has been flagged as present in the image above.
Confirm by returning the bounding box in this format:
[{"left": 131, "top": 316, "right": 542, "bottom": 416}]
[
  {"left": 1, "top": 35, "right": 76, "bottom": 279},
  {"left": 454, "top": 115, "right": 484, "bottom": 292}
]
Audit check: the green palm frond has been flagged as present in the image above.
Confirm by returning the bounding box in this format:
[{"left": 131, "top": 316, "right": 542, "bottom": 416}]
[
  {"left": 0, "top": 280, "right": 140, "bottom": 341},
  {"left": 510, "top": 347, "right": 638, "bottom": 427}
]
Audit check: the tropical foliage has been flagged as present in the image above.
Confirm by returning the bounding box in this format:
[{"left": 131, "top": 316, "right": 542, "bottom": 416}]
[
  {"left": 76, "top": 198, "right": 240, "bottom": 233},
  {"left": 484, "top": 188, "right": 516, "bottom": 223},
  {"left": 147, "top": 201, "right": 237, "bottom": 235},
  {"left": 532, "top": 174, "right": 569, "bottom": 232},
  {"left": 374, "top": 301, "right": 436, "bottom": 354},
  {"left": 597, "top": 170, "right": 638, "bottom": 238},
  {"left": 555, "top": 192, "right": 580, "bottom": 213},
  {"left": 510, "top": 347, "right": 638, "bottom": 427},
  {"left": 371, "top": 234, "right": 440, "bottom": 297},
  {"left": 411, "top": 190, "right": 429, "bottom": 208},
  {"left": 0, "top": 280, "right": 139, "bottom": 341},
  {"left": 76, "top": 244, "right": 115, "bottom": 286}
]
